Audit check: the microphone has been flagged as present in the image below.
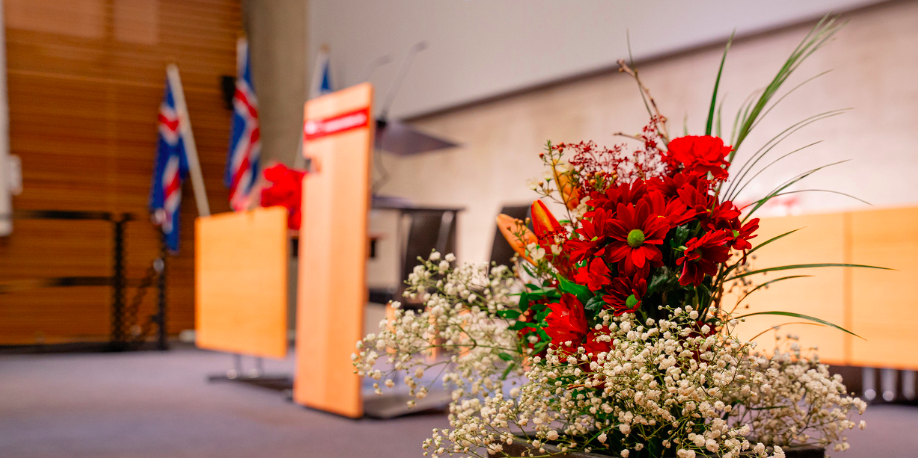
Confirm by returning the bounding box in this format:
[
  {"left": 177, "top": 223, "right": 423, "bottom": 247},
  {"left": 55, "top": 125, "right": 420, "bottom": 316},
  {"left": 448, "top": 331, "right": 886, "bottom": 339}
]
[
  {"left": 355, "top": 54, "right": 393, "bottom": 85},
  {"left": 379, "top": 40, "right": 428, "bottom": 121}
]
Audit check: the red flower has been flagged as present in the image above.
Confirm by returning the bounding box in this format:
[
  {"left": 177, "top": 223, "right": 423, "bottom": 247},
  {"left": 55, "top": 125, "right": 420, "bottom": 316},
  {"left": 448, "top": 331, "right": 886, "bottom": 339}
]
[
  {"left": 544, "top": 294, "right": 588, "bottom": 349},
  {"left": 729, "top": 217, "right": 760, "bottom": 253},
  {"left": 573, "top": 257, "right": 613, "bottom": 292},
  {"left": 567, "top": 207, "right": 612, "bottom": 263},
  {"left": 260, "top": 163, "right": 307, "bottom": 230},
  {"left": 605, "top": 202, "right": 668, "bottom": 276},
  {"left": 706, "top": 201, "right": 742, "bottom": 231},
  {"left": 666, "top": 135, "right": 732, "bottom": 180},
  {"left": 582, "top": 326, "right": 614, "bottom": 361},
  {"left": 645, "top": 190, "right": 696, "bottom": 227},
  {"left": 649, "top": 172, "right": 708, "bottom": 197},
  {"left": 677, "top": 184, "right": 717, "bottom": 217},
  {"left": 589, "top": 181, "right": 648, "bottom": 211},
  {"left": 677, "top": 230, "right": 731, "bottom": 286},
  {"left": 603, "top": 275, "right": 648, "bottom": 315}
]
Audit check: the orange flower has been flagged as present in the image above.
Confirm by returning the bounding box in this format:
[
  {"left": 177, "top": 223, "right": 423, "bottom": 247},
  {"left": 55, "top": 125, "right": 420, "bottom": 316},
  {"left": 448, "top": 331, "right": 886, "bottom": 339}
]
[
  {"left": 530, "top": 200, "right": 562, "bottom": 239},
  {"left": 496, "top": 214, "right": 536, "bottom": 264},
  {"left": 557, "top": 171, "right": 581, "bottom": 210}
]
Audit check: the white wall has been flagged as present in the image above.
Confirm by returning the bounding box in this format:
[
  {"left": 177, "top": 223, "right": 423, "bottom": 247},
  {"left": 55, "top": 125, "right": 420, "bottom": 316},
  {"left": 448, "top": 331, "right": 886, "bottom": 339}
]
[
  {"left": 373, "top": 1, "right": 918, "bottom": 263},
  {"left": 309, "top": 0, "right": 885, "bottom": 119}
]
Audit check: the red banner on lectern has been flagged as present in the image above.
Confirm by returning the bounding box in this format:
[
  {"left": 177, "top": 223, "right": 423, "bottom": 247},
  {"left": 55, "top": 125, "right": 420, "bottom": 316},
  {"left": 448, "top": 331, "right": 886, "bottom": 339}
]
[{"left": 303, "top": 107, "right": 370, "bottom": 141}]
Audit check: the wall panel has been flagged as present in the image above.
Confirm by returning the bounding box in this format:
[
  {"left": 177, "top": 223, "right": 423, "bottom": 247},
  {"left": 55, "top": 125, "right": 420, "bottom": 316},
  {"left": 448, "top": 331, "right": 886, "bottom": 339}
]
[{"left": 0, "top": 0, "right": 241, "bottom": 345}]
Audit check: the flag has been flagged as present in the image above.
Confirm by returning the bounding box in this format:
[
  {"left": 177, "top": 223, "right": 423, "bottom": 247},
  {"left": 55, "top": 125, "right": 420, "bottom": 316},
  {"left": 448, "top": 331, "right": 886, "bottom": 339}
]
[
  {"left": 149, "top": 72, "right": 190, "bottom": 252},
  {"left": 309, "top": 45, "right": 333, "bottom": 99},
  {"left": 225, "top": 37, "right": 261, "bottom": 211}
]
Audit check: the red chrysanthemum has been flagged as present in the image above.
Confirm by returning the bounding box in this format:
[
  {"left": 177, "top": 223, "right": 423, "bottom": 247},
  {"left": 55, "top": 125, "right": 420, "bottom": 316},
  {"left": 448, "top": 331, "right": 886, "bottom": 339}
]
[
  {"left": 544, "top": 293, "right": 588, "bottom": 349},
  {"left": 573, "top": 257, "right": 613, "bottom": 292},
  {"left": 666, "top": 135, "right": 733, "bottom": 180},
  {"left": 677, "top": 230, "right": 732, "bottom": 286},
  {"left": 605, "top": 202, "right": 668, "bottom": 276},
  {"left": 645, "top": 190, "right": 696, "bottom": 227},
  {"left": 567, "top": 207, "right": 612, "bottom": 263},
  {"left": 589, "top": 181, "right": 648, "bottom": 212},
  {"left": 729, "top": 217, "right": 760, "bottom": 253},
  {"left": 603, "top": 275, "right": 648, "bottom": 315}
]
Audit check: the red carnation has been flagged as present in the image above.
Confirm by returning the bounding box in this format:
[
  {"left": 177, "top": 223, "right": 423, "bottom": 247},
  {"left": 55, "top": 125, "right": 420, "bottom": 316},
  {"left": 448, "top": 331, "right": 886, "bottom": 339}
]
[
  {"left": 573, "top": 257, "right": 613, "bottom": 292},
  {"left": 603, "top": 275, "right": 648, "bottom": 315},
  {"left": 605, "top": 202, "right": 668, "bottom": 276},
  {"left": 677, "top": 230, "right": 731, "bottom": 286},
  {"left": 666, "top": 135, "right": 732, "bottom": 180},
  {"left": 544, "top": 294, "right": 588, "bottom": 349}
]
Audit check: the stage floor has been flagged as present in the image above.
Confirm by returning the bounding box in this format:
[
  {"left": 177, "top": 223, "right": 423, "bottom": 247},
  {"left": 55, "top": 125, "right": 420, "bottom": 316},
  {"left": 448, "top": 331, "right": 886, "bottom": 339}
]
[{"left": 1, "top": 345, "right": 916, "bottom": 458}]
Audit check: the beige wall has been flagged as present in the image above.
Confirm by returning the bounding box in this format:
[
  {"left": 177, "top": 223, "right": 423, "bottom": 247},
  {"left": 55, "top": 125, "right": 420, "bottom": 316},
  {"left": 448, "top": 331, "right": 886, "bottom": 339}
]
[
  {"left": 379, "top": 0, "right": 918, "bottom": 264},
  {"left": 244, "top": 0, "right": 307, "bottom": 167}
]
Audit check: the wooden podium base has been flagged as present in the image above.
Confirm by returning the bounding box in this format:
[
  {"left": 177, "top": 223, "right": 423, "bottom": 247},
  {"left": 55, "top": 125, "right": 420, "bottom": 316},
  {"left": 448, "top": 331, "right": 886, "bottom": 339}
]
[{"left": 362, "top": 389, "right": 452, "bottom": 419}]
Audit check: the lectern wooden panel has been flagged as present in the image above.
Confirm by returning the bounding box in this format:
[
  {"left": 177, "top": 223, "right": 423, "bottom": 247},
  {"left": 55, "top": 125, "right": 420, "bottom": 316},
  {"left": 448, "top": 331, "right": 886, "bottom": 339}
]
[
  {"left": 195, "top": 207, "right": 288, "bottom": 358},
  {"left": 850, "top": 207, "right": 918, "bottom": 370},
  {"left": 295, "top": 83, "right": 373, "bottom": 418},
  {"left": 730, "top": 213, "right": 848, "bottom": 364}
]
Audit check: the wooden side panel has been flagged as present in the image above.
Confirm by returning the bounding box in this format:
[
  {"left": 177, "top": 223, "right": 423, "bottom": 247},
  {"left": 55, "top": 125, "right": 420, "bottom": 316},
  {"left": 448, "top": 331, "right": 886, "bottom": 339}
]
[
  {"left": 294, "top": 83, "right": 373, "bottom": 418},
  {"left": 850, "top": 207, "right": 918, "bottom": 370},
  {"left": 731, "top": 213, "right": 848, "bottom": 364},
  {"left": 195, "top": 207, "right": 288, "bottom": 358}
]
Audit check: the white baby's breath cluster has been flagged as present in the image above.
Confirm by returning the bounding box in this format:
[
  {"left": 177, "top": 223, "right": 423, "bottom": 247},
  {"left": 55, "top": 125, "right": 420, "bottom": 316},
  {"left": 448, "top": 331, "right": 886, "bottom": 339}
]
[{"left": 353, "top": 253, "right": 866, "bottom": 458}]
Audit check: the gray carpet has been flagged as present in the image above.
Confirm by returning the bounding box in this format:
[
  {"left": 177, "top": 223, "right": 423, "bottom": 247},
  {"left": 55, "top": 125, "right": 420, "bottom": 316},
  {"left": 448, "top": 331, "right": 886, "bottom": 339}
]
[{"left": 1, "top": 346, "right": 916, "bottom": 458}]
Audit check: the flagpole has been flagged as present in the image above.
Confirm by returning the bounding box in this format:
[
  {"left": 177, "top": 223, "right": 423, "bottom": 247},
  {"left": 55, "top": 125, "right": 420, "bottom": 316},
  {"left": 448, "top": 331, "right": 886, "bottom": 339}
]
[{"left": 166, "top": 63, "right": 211, "bottom": 217}]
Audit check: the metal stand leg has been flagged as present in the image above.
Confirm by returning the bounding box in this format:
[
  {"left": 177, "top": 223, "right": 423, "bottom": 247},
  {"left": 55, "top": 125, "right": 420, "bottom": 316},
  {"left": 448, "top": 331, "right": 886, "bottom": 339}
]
[
  {"left": 863, "top": 367, "right": 877, "bottom": 401},
  {"left": 155, "top": 233, "right": 168, "bottom": 351},
  {"left": 110, "top": 215, "right": 127, "bottom": 351},
  {"left": 903, "top": 371, "right": 916, "bottom": 401},
  {"left": 881, "top": 368, "right": 898, "bottom": 402},
  {"left": 207, "top": 353, "right": 292, "bottom": 392}
]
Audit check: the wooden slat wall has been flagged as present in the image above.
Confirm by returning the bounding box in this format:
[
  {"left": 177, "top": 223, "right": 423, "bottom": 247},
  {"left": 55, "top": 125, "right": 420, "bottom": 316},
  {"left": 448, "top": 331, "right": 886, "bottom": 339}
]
[
  {"left": 0, "top": 0, "right": 240, "bottom": 344},
  {"left": 732, "top": 207, "right": 918, "bottom": 370}
]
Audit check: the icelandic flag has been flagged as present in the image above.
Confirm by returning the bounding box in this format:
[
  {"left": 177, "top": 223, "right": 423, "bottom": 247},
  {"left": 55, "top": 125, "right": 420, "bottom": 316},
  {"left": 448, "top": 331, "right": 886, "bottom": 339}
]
[
  {"left": 225, "top": 37, "right": 261, "bottom": 211},
  {"left": 149, "top": 74, "right": 189, "bottom": 252},
  {"left": 309, "top": 46, "right": 333, "bottom": 99}
]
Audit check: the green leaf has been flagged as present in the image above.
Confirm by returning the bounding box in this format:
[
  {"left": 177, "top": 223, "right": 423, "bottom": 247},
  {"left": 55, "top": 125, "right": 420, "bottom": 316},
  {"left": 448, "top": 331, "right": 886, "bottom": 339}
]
[
  {"left": 743, "top": 161, "right": 849, "bottom": 221},
  {"left": 497, "top": 352, "right": 515, "bottom": 362},
  {"left": 729, "top": 263, "right": 891, "bottom": 281},
  {"left": 557, "top": 275, "right": 594, "bottom": 304},
  {"left": 735, "top": 275, "right": 812, "bottom": 306},
  {"left": 497, "top": 309, "right": 521, "bottom": 319},
  {"left": 508, "top": 321, "right": 530, "bottom": 331},
  {"left": 731, "top": 16, "right": 844, "bottom": 158},
  {"left": 747, "top": 228, "right": 802, "bottom": 257},
  {"left": 500, "top": 362, "right": 517, "bottom": 381},
  {"left": 735, "top": 310, "right": 863, "bottom": 339},
  {"left": 585, "top": 295, "right": 605, "bottom": 313},
  {"left": 706, "top": 31, "right": 733, "bottom": 136}
]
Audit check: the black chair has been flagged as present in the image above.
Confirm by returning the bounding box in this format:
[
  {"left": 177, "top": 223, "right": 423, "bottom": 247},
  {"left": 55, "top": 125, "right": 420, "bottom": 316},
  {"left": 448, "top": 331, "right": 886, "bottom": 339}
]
[
  {"left": 488, "top": 204, "right": 531, "bottom": 269},
  {"left": 368, "top": 209, "right": 458, "bottom": 306}
]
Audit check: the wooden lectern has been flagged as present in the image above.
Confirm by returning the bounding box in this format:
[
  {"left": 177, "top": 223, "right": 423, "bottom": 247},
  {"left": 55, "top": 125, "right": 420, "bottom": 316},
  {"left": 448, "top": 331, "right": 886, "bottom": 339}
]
[{"left": 294, "top": 83, "right": 374, "bottom": 417}]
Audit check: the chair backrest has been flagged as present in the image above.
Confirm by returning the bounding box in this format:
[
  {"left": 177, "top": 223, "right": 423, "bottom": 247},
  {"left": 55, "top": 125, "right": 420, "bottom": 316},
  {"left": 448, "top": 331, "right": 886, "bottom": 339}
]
[
  {"left": 489, "top": 204, "right": 531, "bottom": 268},
  {"left": 400, "top": 210, "right": 457, "bottom": 291}
]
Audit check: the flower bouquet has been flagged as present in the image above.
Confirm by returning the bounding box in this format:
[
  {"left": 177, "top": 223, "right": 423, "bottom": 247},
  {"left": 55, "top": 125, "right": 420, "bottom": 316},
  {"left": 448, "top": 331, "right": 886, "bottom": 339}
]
[{"left": 354, "top": 17, "right": 881, "bottom": 458}]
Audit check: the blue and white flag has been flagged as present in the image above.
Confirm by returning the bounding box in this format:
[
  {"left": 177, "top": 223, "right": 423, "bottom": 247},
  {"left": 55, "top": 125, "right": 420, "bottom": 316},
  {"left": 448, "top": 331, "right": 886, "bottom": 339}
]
[
  {"left": 225, "top": 37, "right": 261, "bottom": 211},
  {"left": 149, "top": 72, "right": 190, "bottom": 252},
  {"left": 309, "top": 46, "right": 334, "bottom": 99}
]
